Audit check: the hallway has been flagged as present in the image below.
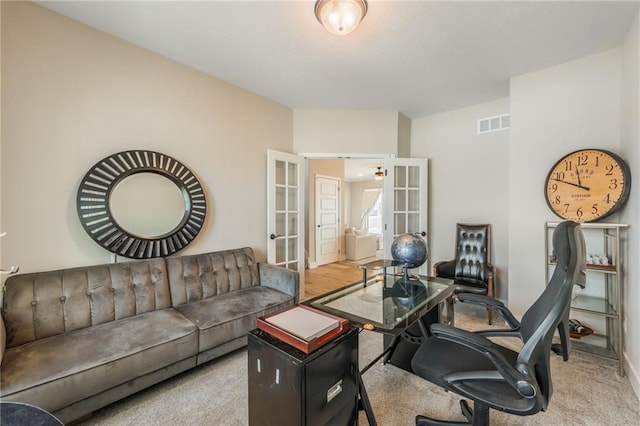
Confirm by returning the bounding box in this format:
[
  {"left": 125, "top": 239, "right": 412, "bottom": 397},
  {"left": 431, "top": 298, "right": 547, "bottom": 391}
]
[{"left": 303, "top": 261, "right": 372, "bottom": 300}]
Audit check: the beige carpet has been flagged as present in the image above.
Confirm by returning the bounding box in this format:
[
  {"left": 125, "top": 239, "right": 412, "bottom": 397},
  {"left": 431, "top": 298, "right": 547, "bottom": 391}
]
[{"left": 81, "top": 304, "right": 640, "bottom": 425}]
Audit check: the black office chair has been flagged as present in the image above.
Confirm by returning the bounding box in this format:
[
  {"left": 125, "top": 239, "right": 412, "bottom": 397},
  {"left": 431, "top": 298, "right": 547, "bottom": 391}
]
[
  {"left": 433, "top": 224, "right": 494, "bottom": 324},
  {"left": 411, "top": 221, "right": 586, "bottom": 426}
]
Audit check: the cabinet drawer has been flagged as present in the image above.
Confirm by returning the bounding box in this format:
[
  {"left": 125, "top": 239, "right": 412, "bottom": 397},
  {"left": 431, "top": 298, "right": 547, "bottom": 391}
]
[{"left": 305, "top": 331, "right": 358, "bottom": 426}]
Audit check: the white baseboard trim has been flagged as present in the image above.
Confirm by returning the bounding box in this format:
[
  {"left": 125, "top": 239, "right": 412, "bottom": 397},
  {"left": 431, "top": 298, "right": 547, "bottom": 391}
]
[
  {"left": 624, "top": 352, "right": 640, "bottom": 399},
  {"left": 308, "top": 261, "right": 317, "bottom": 269}
]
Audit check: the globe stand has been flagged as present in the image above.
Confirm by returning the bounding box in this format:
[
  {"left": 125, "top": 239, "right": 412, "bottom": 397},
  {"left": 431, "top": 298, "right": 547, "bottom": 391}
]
[{"left": 395, "top": 265, "right": 420, "bottom": 282}]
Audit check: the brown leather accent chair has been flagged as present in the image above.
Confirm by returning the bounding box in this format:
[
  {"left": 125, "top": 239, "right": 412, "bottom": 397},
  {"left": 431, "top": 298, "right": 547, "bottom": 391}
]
[{"left": 433, "top": 224, "right": 494, "bottom": 324}]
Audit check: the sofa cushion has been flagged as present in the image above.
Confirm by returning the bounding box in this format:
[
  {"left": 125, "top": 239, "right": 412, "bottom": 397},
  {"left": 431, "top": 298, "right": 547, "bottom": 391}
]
[
  {"left": 0, "top": 309, "right": 198, "bottom": 413},
  {"left": 175, "top": 286, "right": 293, "bottom": 352}
]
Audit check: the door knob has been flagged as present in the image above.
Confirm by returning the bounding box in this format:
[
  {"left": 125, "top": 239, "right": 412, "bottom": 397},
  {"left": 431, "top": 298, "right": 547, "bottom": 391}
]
[{"left": 269, "top": 234, "right": 282, "bottom": 240}]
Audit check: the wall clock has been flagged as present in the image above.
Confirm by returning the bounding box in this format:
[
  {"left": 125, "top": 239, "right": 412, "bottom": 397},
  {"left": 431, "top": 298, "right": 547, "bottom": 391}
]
[{"left": 545, "top": 149, "right": 631, "bottom": 222}]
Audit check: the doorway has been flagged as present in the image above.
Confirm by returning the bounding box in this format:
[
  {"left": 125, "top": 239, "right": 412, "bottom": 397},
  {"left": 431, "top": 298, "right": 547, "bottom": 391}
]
[
  {"left": 305, "top": 157, "right": 429, "bottom": 276},
  {"left": 306, "top": 157, "right": 384, "bottom": 269}
]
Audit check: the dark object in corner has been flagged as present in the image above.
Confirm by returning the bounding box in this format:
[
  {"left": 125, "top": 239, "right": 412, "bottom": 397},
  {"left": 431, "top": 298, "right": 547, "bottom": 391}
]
[
  {"left": 0, "top": 402, "right": 63, "bottom": 426},
  {"left": 551, "top": 343, "right": 564, "bottom": 357}
]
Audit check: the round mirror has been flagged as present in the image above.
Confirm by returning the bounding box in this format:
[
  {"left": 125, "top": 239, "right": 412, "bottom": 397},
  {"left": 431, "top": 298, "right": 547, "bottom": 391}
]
[
  {"left": 77, "top": 150, "right": 206, "bottom": 259},
  {"left": 110, "top": 173, "right": 186, "bottom": 238}
]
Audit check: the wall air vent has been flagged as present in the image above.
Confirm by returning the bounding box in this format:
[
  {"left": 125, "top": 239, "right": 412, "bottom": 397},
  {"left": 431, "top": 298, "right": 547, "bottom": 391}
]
[{"left": 478, "top": 114, "right": 510, "bottom": 134}]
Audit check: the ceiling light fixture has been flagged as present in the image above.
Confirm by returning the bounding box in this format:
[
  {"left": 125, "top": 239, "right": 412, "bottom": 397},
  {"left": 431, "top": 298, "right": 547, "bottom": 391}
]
[
  {"left": 315, "top": 0, "right": 368, "bottom": 36},
  {"left": 374, "top": 167, "right": 384, "bottom": 181}
]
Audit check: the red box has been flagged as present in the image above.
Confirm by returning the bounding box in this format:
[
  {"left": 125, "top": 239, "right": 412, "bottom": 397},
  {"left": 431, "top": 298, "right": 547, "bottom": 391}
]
[{"left": 257, "top": 305, "right": 349, "bottom": 354}]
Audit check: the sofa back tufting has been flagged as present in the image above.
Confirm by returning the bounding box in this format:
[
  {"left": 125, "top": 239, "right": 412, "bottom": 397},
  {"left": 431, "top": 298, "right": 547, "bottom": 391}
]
[
  {"left": 166, "top": 247, "right": 260, "bottom": 306},
  {"left": 2, "top": 258, "right": 171, "bottom": 348}
]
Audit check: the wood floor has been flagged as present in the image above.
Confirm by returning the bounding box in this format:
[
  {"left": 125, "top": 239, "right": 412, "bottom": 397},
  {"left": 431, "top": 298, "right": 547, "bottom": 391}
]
[{"left": 303, "top": 261, "right": 372, "bottom": 300}]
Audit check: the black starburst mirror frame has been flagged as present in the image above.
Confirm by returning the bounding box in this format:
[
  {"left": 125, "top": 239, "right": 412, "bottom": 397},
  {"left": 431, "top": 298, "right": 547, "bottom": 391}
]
[{"left": 77, "top": 150, "right": 206, "bottom": 259}]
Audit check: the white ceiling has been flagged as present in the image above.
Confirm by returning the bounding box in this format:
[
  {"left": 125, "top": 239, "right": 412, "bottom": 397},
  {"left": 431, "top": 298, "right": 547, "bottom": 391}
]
[
  {"left": 343, "top": 158, "right": 385, "bottom": 182},
  {"left": 38, "top": 1, "right": 638, "bottom": 119}
]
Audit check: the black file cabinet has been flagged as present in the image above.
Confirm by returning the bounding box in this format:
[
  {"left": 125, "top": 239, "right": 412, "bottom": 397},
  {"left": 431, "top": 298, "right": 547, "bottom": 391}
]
[{"left": 248, "top": 327, "right": 359, "bottom": 426}]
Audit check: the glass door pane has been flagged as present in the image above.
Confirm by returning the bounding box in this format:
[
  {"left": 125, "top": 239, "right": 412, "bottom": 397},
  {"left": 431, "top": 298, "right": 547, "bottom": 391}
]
[
  {"left": 383, "top": 158, "right": 429, "bottom": 275},
  {"left": 267, "top": 150, "right": 305, "bottom": 289}
]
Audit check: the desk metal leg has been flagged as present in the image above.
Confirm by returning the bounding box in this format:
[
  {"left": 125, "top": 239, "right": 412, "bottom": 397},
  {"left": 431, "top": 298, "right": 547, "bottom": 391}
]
[
  {"left": 382, "top": 335, "right": 400, "bottom": 365},
  {"left": 416, "top": 317, "right": 431, "bottom": 340},
  {"left": 358, "top": 371, "right": 377, "bottom": 426},
  {"left": 361, "top": 336, "right": 395, "bottom": 374}
]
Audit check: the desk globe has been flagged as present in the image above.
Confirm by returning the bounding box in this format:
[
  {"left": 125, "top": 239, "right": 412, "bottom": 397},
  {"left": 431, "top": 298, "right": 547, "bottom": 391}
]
[{"left": 390, "top": 233, "right": 428, "bottom": 269}]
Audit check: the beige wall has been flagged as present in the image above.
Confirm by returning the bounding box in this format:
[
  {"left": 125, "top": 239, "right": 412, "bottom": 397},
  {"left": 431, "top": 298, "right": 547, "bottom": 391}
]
[
  {"left": 508, "top": 44, "right": 640, "bottom": 392},
  {"left": 410, "top": 97, "right": 510, "bottom": 301},
  {"left": 508, "top": 48, "right": 622, "bottom": 316},
  {"left": 293, "top": 110, "right": 400, "bottom": 156},
  {"left": 397, "top": 113, "right": 411, "bottom": 158},
  {"left": 620, "top": 11, "right": 640, "bottom": 396},
  {"left": 1, "top": 2, "right": 293, "bottom": 273},
  {"left": 0, "top": 0, "right": 3, "bottom": 274}
]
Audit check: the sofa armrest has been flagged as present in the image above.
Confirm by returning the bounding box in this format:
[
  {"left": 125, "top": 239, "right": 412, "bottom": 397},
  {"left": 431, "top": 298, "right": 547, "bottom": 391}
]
[
  {"left": 259, "top": 263, "right": 300, "bottom": 303},
  {"left": 1, "top": 311, "right": 6, "bottom": 366}
]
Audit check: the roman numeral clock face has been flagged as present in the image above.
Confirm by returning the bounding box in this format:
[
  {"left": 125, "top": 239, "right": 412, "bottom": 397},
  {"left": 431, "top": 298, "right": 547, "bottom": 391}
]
[{"left": 545, "top": 149, "right": 631, "bottom": 222}]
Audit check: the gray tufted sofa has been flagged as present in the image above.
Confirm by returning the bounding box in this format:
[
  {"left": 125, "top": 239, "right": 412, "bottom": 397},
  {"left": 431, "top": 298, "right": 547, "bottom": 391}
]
[{"left": 0, "top": 247, "right": 298, "bottom": 423}]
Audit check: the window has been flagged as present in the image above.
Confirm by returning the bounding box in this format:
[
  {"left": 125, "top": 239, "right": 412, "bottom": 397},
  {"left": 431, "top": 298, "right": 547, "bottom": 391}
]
[{"left": 364, "top": 191, "right": 383, "bottom": 234}]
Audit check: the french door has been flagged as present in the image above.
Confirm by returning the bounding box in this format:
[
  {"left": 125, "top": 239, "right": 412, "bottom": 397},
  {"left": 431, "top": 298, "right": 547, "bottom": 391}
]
[
  {"left": 266, "top": 150, "right": 305, "bottom": 293},
  {"left": 382, "top": 158, "right": 429, "bottom": 275}
]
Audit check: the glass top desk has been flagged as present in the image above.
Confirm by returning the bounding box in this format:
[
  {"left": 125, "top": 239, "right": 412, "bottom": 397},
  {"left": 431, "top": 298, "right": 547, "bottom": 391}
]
[
  {"left": 303, "top": 273, "right": 454, "bottom": 426},
  {"left": 304, "top": 273, "right": 454, "bottom": 335}
]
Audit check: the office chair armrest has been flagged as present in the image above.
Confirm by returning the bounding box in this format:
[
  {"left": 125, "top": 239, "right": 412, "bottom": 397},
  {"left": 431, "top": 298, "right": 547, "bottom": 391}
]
[
  {"left": 432, "top": 324, "right": 537, "bottom": 398},
  {"left": 457, "top": 293, "right": 521, "bottom": 329},
  {"left": 433, "top": 259, "right": 455, "bottom": 277},
  {"left": 444, "top": 369, "right": 537, "bottom": 399}
]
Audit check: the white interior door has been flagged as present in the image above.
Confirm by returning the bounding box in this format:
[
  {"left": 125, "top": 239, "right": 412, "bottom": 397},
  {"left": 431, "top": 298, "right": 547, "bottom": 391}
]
[
  {"left": 382, "top": 158, "right": 429, "bottom": 275},
  {"left": 267, "top": 150, "right": 305, "bottom": 293},
  {"left": 315, "top": 175, "right": 340, "bottom": 266}
]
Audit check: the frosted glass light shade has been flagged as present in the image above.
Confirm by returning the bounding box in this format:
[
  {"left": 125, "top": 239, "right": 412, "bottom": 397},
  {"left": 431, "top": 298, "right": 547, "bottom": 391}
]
[{"left": 315, "top": 0, "right": 368, "bottom": 36}]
